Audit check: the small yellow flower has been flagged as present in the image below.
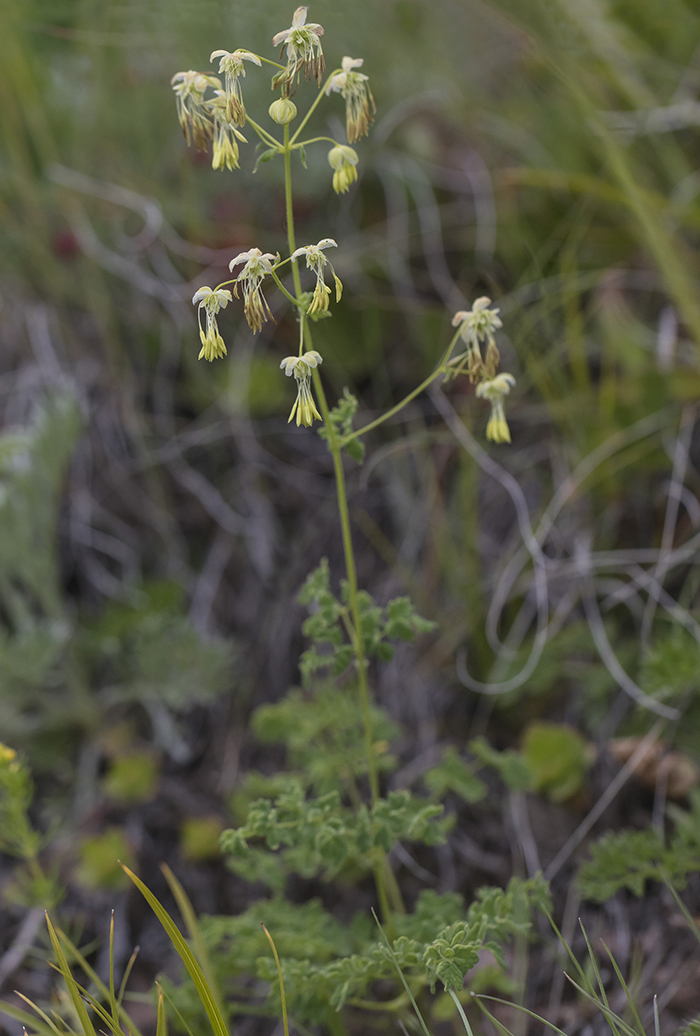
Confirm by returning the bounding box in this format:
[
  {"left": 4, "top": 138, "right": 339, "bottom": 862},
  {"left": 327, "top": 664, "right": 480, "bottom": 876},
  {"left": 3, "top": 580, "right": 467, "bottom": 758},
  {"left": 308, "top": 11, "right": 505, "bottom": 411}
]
[
  {"left": 325, "top": 57, "right": 375, "bottom": 142},
  {"left": 192, "top": 286, "right": 232, "bottom": 361},
  {"left": 451, "top": 297, "right": 503, "bottom": 380},
  {"left": 209, "top": 95, "right": 248, "bottom": 170},
  {"left": 230, "top": 248, "right": 279, "bottom": 333},
  {"left": 328, "top": 145, "right": 359, "bottom": 194},
  {"left": 272, "top": 7, "right": 325, "bottom": 92},
  {"left": 476, "top": 373, "right": 516, "bottom": 444},
  {"left": 209, "top": 49, "right": 261, "bottom": 126},
  {"left": 280, "top": 351, "right": 323, "bottom": 426},
  {"left": 291, "top": 239, "right": 342, "bottom": 316}
]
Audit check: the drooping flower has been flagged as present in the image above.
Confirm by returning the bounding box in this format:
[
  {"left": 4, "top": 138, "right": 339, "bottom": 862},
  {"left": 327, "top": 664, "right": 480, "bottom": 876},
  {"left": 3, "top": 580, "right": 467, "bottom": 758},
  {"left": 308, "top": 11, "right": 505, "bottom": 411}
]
[
  {"left": 451, "top": 297, "right": 503, "bottom": 380},
  {"left": 192, "top": 286, "right": 233, "bottom": 361},
  {"left": 229, "top": 248, "right": 279, "bottom": 333},
  {"left": 325, "top": 57, "right": 375, "bottom": 142},
  {"left": 209, "top": 92, "right": 248, "bottom": 170},
  {"left": 171, "top": 70, "right": 220, "bottom": 149},
  {"left": 280, "top": 351, "right": 323, "bottom": 426},
  {"left": 209, "top": 49, "right": 261, "bottom": 126},
  {"left": 272, "top": 7, "right": 325, "bottom": 93},
  {"left": 291, "top": 239, "right": 342, "bottom": 316},
  {"left": 328, "top": 145, "right": 359, "bottom": 194},
  {"left": 476, "top": 373, "right": 516, "bottom": 444}
]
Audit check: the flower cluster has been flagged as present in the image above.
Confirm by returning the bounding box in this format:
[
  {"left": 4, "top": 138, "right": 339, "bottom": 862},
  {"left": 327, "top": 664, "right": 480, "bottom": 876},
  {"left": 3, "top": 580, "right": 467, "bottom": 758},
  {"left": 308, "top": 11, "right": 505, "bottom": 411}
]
[
  {"left": 272, "top": 7, "right": 325, "bottom": 94},
  {"left": 172, "top": 68, "right": 250, "bottom": 169},
  {"left": 326, "top": 57, "right": 375, "bottom": 142},
  {"left": 179, "top": 9, "right": 516, "bottom": 448},
  {"left": 446, "top": 299, "right": 516, "bottom": 443}
]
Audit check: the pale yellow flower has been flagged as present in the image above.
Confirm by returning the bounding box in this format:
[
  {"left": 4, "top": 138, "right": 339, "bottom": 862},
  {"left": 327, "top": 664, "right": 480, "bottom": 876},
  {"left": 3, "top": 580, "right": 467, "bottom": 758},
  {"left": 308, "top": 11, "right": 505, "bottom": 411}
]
[
  {"left": 272, "top": 7, "right": 325, "bottom": 92},
  {"left": 209, "top": 93, "right": 248, "bottom": 170},
  {"left": 209, "top": 49, "right": 261, "bottom": 126},
  {"left": 326, "top": 57, "right": 375, "bottom": 142},
  {"left": 451, "top": 297, "right": 503, "bottom": 380},
  {"left": 280, "top": 351, "right": 323, "bottom": 426},
  {"left": 192, "top": 286, "right": 232, "bottom": 361},
  {"left": 292, "top": 239, "right": 342, "bottom": 316},
  {"left": 230, "top": 248, "right": 279, "bottom": 333},
  {"left": 328, "top": 145, "right": 359, "bottom": 194},
  {"left": 171, "top": 70, "right": 220, "bottom": 150},
  {"left": 476, "top": 373, "right": 516, "bottom": 444}
]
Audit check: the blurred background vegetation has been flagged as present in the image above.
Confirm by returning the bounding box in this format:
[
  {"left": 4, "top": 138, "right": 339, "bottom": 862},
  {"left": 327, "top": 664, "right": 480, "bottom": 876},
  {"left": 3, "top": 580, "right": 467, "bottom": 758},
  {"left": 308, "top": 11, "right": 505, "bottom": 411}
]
[{"left": 3, "top": 0, "right": 700, "bottom": 1031}]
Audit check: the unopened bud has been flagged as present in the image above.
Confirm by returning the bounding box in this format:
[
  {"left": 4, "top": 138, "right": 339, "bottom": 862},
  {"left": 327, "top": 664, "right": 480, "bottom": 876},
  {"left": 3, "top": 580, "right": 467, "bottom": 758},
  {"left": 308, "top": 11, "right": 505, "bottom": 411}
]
[{"left": 269, "top": 98, "right": 298, "bottom": 124}]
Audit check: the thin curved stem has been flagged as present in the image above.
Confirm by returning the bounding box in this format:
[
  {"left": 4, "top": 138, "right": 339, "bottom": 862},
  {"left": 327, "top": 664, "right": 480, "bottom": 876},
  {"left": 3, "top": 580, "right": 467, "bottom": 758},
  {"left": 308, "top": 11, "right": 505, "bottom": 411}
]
[
  {"left": 245, "top": 115, "right": 280, "bottom": 149},
  {"left": 341, "top": 329, "right": 462, "bottom": 444},
  {"left": 289, "top": 70, "right": 341, "bottom": 145},
  {"left": 269, "top": 268, "right": 300, "bottom": 308},
  {"left": 296, "top": 136, "right": 343, "bottom": 147}
]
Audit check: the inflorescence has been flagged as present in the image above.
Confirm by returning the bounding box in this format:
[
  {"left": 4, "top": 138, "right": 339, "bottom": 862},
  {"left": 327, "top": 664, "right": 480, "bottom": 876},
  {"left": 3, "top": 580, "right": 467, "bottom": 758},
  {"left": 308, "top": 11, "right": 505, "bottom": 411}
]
[{"left": 176, "top": 8, "right": 516, "bottom": 441}]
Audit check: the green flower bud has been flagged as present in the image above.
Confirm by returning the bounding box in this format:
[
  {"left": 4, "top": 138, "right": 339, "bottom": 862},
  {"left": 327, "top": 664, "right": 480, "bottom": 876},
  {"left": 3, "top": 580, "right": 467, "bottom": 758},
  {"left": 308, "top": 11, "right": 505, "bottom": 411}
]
[{"left": 268, "top": 98, "right": 298, "bottom": 125}]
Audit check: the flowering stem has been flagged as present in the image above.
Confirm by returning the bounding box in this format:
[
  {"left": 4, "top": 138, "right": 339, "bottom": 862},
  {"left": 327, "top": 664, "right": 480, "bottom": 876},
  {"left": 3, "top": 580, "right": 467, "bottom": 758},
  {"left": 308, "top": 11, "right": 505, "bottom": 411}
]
[
  {"left": 283, "top": 125, "right": 402, "bottom": 925},
  {"left": 289, "top": 70, "right": 342, "bottom": 145},
  {"left": 341, "top": 329, "right": 462, "bottom": 444},
  {"left": 283, "top": 124, "right": 303, "bottom": 301}
]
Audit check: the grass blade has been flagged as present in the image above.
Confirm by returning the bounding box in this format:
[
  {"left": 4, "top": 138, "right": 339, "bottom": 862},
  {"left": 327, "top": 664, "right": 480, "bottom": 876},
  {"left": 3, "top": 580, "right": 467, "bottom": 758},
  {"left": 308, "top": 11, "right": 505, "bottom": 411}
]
[
  {"left": 45, "top": 913, "right": 97, "bottom": 1036},
  {"left": 160, "top": 864, "right": 227, "bottom": 1025},
  {"left": 261, "top": 926, "right": 289, "bottom": 1036},
  {"left": 121, "top": 864, "right": 230, "bottom": 1036},
  {"left": 371, "top": 910, "right": 432, "bottom": 1036}
]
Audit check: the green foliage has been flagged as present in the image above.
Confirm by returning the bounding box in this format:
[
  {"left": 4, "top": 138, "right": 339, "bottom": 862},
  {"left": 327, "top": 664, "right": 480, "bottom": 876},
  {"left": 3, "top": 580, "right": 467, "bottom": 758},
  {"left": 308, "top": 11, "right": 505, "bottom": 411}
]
[
  {"left": 678, "top": 1017, "right": 700, "bottom": 1036},
  {"left": 298, "top": 559, "right": 435, "bottom": 684},
  {"left": 522, "top": 721, "right": 592, "bottom": 802},
  {"left": 318, "top": 389, "right": 365, "bottom": 463},
  {"left": 578, "top": 791, "right": 700, "bottom": 900},
  {"left": 253, "top": 684, "right": 398, "bottom": 792},
  {"left": 253, "top": 876, "right": 550, "bottom": 1019},
  {"left": 470, "top": 736, "right": 533, "bottom": 792},
  {"left": 0, "top": 744, "right": 61, "bottom": 907},
  {"left": 103, "top": 751, "right": 159, "bottom": 804},
  {"left": 76, "top": 828, "right": 135, "bottom": 891},
  {"left": 180, "top": 817, "right": 225, "bottom": 863},
  {"left": 221, "top": 782, "right": 446, "bottom": 885},
  {"left": 424, "top": 747, "right": 488, "bottom": 803}
]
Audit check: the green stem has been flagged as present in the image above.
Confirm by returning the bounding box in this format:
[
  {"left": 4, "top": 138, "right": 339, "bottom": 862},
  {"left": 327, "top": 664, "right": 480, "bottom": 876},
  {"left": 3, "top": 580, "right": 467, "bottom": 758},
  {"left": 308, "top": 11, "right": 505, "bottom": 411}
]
[
  {"left": 289, "top": 70, "right": 341, "bottom": 145},
  {"left": 245, "top": 115, "right": 280, "bottom": 149},
  {"left": 311, "top": 369, "right": 379, "bottom": 803},
  {"left": 257, "top": 56, "right": 287, "bottom": 70},
  {"left": 296, "top": 136, "right": 342, "bottom": 147},
  {"left": 283, "top": 124, "right": 303, "bottom": 300},
  {"left": 283, "top": 125, "right": 402, "bottom": 926},
  {"left": 269, "top": 268, "right": 300, "bottom": 308},
  {"left": 341, "top": 330, "right": 462, "bottom": 444}
]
